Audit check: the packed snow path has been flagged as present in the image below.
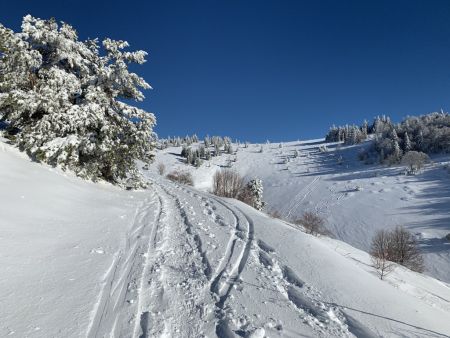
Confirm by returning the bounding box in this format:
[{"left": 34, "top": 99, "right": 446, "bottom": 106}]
[{"left": 86, "top": 178, "right": 261, "bottom": 338}]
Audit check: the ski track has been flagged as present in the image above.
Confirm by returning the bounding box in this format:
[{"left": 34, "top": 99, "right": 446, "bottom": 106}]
[
  {"left": 84, "top": 176, "right": 257, "bottom": 338},
  {"left": 284, "top": 176, "right": 320, "bottom": 219},
  {"left": 86, "top": 192, "right": 161, "bottom": 338},
  {"left": 135, "top": 181, "right": 212, "bottom": 338},
  {"left": 85, "top": 174, "right": 381, "bottom": 338}
]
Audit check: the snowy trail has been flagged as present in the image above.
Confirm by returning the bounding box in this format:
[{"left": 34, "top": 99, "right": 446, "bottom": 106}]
[
  {"left": 142, "top": 179, "right": 370, "bottom": 337},
  {"left": 131, "top": 181, "right": 214, "bottom": 338},
  {"left": 83, "top": 176, "right": 257, "bottom": 338},
  {"left": 158, "top": 183, "right": 257, "bottom": 337}
]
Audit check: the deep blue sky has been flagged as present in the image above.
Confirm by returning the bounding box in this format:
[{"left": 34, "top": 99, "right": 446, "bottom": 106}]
[{"left": 2, "top": 1, "right": 450, "bottom": 142}]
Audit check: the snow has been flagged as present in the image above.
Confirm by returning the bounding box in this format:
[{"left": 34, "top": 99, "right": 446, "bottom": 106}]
[
  {"left": 153, "top": 139, "right": 450, "bottom": 284},
  {"left": 1, "top": 138, "right": 450, "bottom": 337}
]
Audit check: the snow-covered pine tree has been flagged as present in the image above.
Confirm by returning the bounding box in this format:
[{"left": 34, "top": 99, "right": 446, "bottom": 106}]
[
  {"left": 245, "top": 178, "right": 265, "bottom": 211},
  {"left": 390, "top": 128, "right": 399, "bottom": 143},
  {"left": 205, "top": 149, "right": 211, "bottom": 160},
  {"left": 403, "top": 131, "right": 412, "bottom": 152},
  {"left": 392, "top": 139, "right": 402, "bottom": 163},
  {"left": 204, "top": 136, "right": 210, "bottom": 148},
  {"left": 361, "top": 121, "right": 368, "bottom": 139},
  {"left": 198, "top": 145, "right": 206, "bottom": 158},
  {"left": 0, "top": 15, "right": 156, "bottom": 187},
  {"left": 214, "top": 143, "right": 220, "bottom": 157}
]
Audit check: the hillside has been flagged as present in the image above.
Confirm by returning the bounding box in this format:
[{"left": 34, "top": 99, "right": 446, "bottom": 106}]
[
  {"left": 1, "top": 138, "right": 450, "bottom": 337},
  {"left": 153, "top": 138, "right": 450, "bottom": 284}
]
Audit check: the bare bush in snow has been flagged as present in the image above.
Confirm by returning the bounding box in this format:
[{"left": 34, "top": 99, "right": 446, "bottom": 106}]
[
  {"left": 388, "top": 226, "right": 424, "bottom": 272},
  {"left": 370, "top": 230, "right": 395, "bottom": 280},
  {"left": 212, "top": 169, "right": 244, "bottom": 198},
  {"left": 268, "top": 209, "right": 283, "bottom": 219},
  {"left": 295, "top": 211, "right": 325, "bottom": 236},
  {"left": 401, "top": 151, "right": 430, "bottom": 174},
  {"left": 370, "top": 226, "right": 424, "bottom": 279},
  {"left": 166, "top": 171, "right": 193, "bottom": 186}
]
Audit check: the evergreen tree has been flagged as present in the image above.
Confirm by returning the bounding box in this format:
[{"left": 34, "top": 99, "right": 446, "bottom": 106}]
[
  {"left": 392, "top": 140, "right": 402, "bottom": 162},
  {"left": 0, "top": 15, "right": 155, "bottom": 187},
  {"left": 403, "top": 131, "right": 412, "bottom": 152},
  {"left": 204, "top": 136, "right": 210, "bottom": 148},
  {"left": 245, "top": 178, "right": 265, "bottom": 211},
  {"left": 214, "top": 143, "right": 220, "bottom": 157}
]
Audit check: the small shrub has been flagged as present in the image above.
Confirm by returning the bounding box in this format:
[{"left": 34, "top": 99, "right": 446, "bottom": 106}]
[
  {"left": 401, "top": 151, "right": 430, "bottom": 175},
  {"left": 166, "top": 170, "right": 193, "bottom": 185},
  {"left": 388, "top": 226, "right": 424, "bottom": 273},
  {"left": 445, "top": 233, "right": 450, "bottom": 241},
  {"left": 157, "top": 163, "right": 166, "bottom": 175},
  {"left": 268, "top": 210, "right": 283, "bottom": 219},
  {"left": 370, "top": 230, "right": 395, "bottom": 280},
  {"left": 295, "top": 211, "right": 325, "bottom": 236}
]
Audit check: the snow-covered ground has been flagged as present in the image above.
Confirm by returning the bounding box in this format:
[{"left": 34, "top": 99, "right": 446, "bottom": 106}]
[
  {"left": 2, "top": 138, "right": 450, "bottom": 337},
  {"left": 153, "top": 139, "right": 450, "bottom": 284}
]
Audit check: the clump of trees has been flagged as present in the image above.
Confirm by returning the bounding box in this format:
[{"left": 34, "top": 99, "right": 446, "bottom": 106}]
[
  {"left": 212, "top": 169, "right": 265, "bottom": 211},
  {"left": 294, "top": 211, "right": 326, "bottom": 236},
  {"left": 181, "top": 145, "right": 204, "bottom": 167},
  {"left": 333, "top": 112, "right": 450, "bottom": 167},
  {"left": 325, "top": 122, "right": 368, "bottom": 145},
  {"left": 370, "top": 226, "right": 424, "bottom": 280},
  {"left": 158, "top": 134, "right": 199, "bottom": 149},
  {"left": 0, "top": 16, "right": 156, "bottom": 188},
  {"left": 179, "top": 136, "right": 235, "bottom": 167}
]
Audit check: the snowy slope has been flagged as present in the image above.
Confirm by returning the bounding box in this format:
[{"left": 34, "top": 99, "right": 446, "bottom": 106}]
[
  {"left": 1, "top": 138, "right": 450, "bottom": 338},
  {"left": 152, "top": 139, "right": 450, "bottom": 284}
]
